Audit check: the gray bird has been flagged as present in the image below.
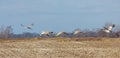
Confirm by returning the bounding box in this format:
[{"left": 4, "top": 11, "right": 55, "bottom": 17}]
[
  {"left": 21, "top": 23, "right": 34, "bottom": 30},
  {"left": 103, "top": 24, "right": 115, "bottom": 33}
]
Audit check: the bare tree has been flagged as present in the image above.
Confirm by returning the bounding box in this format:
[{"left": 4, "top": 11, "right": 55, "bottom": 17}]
[
  {"left": 0, "top": 26, "right": 5, "bottom": 38},
  {"left": 114, "top": 25, "right": 120, "bottom": 37},
  {"left": 4, "top": 26, "right": 13, "bottom": 38},
  {"left": 0, "top": 25, "right": 13, "bottom": 38}
]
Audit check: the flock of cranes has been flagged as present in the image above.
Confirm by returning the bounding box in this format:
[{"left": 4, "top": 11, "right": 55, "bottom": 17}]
[{"left": 21, "top": 23, "right": 116, "bottom": 38}]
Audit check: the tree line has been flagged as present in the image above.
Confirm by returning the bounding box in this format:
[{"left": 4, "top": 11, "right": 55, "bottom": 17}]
[{"left": 0, "top": 23, "right": 120, "bottom": 39}]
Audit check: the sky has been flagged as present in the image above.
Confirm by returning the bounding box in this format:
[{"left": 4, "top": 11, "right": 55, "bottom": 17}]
[{"left": 0, "top": 0, "right": 120, "bottom": 34}]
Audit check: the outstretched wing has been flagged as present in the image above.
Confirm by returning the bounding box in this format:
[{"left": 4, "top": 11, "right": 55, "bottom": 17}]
[
  {"left": 104, "top": 27, "right": 108, "bottom": 30},
  {"left": 28, "top": 23, "right": 34, "bottom": 27},
  {"left": 21, "top": 24, "right": 25, "bottom": 27},
  {"left": 21, "top": 23, "right": 34, "bottom": 30}
]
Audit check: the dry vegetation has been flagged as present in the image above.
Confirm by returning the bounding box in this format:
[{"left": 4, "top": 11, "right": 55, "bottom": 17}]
[{"left": 0, "top": 37, "right": 120, "bottom": 58}]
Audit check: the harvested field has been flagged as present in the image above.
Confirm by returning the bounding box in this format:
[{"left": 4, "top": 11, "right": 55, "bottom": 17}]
[{"left": 0, "top": 38, "right": 120, "bottom": 58}]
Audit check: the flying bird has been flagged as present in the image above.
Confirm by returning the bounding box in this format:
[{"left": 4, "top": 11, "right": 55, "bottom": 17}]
[
  {"left": 21, "top": 23, "right": 34, "bottom": 30},
  {"left": 103, "top": 24, "right": 115, "bottom": 33},
  {"left": 40, "top": 31, "right": 55, "bottom": 38}
]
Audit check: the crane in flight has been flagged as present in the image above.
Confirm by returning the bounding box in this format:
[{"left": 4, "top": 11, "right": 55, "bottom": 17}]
[
  {"left": 21, "top": 23, "right": 34, "bottom": 30},
  {"left": 103, "top": 24, "right": 115, "bottom": 33}
]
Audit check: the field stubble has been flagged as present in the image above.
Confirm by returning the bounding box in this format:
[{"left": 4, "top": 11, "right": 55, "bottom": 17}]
[{"left": 0, "top": 38, "right": 120, "bottom": 58}]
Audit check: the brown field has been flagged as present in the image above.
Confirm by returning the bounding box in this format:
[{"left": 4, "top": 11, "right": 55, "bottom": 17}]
[{"left": 0, "top": 37, "right": 120, "bottom": 58}]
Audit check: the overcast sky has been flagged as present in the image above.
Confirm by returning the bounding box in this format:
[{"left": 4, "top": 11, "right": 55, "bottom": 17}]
[{"left": 0, "top": 0, "right": 120, "bottom": 34}]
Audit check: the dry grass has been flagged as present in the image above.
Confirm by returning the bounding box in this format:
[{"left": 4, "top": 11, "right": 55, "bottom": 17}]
[{"left": 0, "top": 37, "right": 120, "bottom": 58}]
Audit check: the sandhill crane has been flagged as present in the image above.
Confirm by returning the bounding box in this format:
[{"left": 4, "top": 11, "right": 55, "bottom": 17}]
[
  {"left": 103, "top": 24, "right": 115, "bottom": 33},
  {"left": 56, "top": 32, "right": 68, "bottom": 37},
  {"left": 40, "top": 31, "right": 55, "bottom": 38},
  {"left": 72, "top": 29, "right": 82, "bottom": 37},
  {"left": 98, "top": 23, "right": 115, "bottom": 37},
  {"left": 21, "top": 23, "right": 34, "bottom": 30}
]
